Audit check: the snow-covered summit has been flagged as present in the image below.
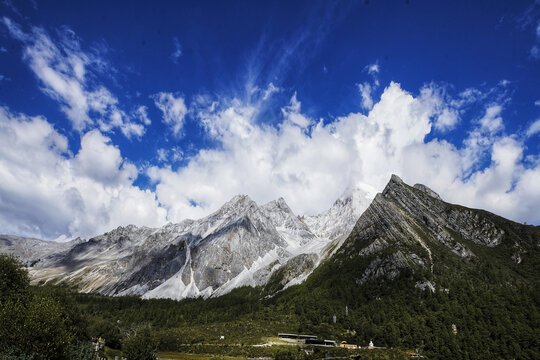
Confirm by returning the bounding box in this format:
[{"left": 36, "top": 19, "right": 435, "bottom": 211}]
[{"left": 303, "top": 184, "right": 375, "bottom": 240}]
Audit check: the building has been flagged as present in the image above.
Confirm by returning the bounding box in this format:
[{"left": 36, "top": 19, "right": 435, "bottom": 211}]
[
  {"left": 278, "top": 333, "right": 318, "bottom": 343},
  {"left": 339, "top": 341, "right": 358, "bottom": 349},
  {"left": 304, "top": 339, "right": 336, "bottom": 346}
]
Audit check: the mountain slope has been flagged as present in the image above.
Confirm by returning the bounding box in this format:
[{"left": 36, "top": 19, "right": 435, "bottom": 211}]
[
  {"left": 324, "top": 174, "right": 539, "bottom": 288},
  {"left": 20, "top": 192, "right": 355, "bottom": 300}
]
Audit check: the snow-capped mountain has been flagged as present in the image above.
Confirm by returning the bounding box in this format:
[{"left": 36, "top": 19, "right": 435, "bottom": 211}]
[
  {"left": 303, "top": 185, "right": 374, "bottom": 241},
  {"left": 17, "top": 189, "right": 365, "bottom": 301}
]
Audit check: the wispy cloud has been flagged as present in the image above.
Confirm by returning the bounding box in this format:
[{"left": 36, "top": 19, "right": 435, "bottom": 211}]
[
  {"left": 1, "top": 17, "right": 148, "bottom": 139},
  {"left": 357, "top": 61, "right": 381, "bottom": 111},
  {"left": 243, "top": 1, "right": 350, "bottom": 101},
  {"left": 366, "top": 62, "right": 379, "bottom": 75},
  {"left": 152, "top": 92, "right": 188, "bottom": 136},
  {"left": 516, "top": 0, "right": 540, "bottom": 60},
  {"left": 171, "top": 37, "right": 182, "bottom": 63}
]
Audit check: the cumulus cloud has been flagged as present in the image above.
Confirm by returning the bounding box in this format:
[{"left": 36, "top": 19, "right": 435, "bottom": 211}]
[
  {"left": 1, "top": 17, "right": 148, "bottom": 138},
  {"left": 419, "top": 85, "right": 460, "bottom": 132},
  {"left": 146, "top": 81, "right": 540, "bottom": 226},
  {"left": 0, "top": 107, "right": 167, "bottom": 240},
  {"left": 2, "top": 78, "right": 540, "bottom": 241},
  {"left": 152, "top": 92, "right": 188, "bottom": 136}
]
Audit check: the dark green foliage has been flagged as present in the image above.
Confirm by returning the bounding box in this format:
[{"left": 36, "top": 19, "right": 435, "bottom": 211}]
[
  {"left": 122, "top": 327, "right": 157, "bottom": 360},
  {"left": 0, "top": 255, "right": 90, "bottom": 360},
  {"left": 0, "top": 254, "right": 29, "bottom": 299},
  {"left": 274, "top": 348, "right": 305, "bottom": 360},
  {"left": 68, "top": 342, "right": 95, "bottom": 360},
  {"left": 88, "top": 318, "right": 122, "bottom": 349}
]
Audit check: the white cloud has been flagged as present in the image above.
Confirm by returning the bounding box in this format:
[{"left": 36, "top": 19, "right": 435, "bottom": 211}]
[
  {"left": 156, "top": 147, "right": 184, "bottom": 164},
  {"left": 135, "top": 105, "right": 151, "bottom": 125},
  {"left": 357, "top": 82, "right": 373, "bottom": 110},
  {"left": 281, "top": 93, "right": 311, "bottom": 128},
  {"left": 147, "top": 81, "right": 540, "bottom": 226},
  {"left": 152, "top": 92, "right": 188, "bottom": 136},
  {"left": 74, "top": 129, "right": 137, "bottom": 185},
  {"left": 418, "top": 84, "right": 460, "bottom": 132},
  {"left": 366, "top": 62, "right": 379, "bottom": 75},
  {"left": 262, "top": 82, "right": 280, "bottom": 100},
  {"left": 527, "top": 118, "right": 540, "bottom": 137},
  {"left": 0, "top": 107, "right": 167, "bottom": 240},
  {"left": 1, "top": 17, "right": 147, "bottom": 138},
  {"left": 478, "top": 105, "right": 504, "bottom": 133},
  {"left": 3, "top": 78, "right": 540, "bottom": 241}
]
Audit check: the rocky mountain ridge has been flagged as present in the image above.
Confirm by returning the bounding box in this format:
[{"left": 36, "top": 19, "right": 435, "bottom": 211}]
[
  {"left": 4, "top": 186, "right": 366, "bottom": 300},
  {"left": 327, "top": 174, "right": 538, "bottom": 290}
]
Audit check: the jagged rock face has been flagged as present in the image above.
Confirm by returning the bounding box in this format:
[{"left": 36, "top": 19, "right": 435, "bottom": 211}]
[
  {"left": 183, "top": 195, "right": 287, "bottom": 292},
  {"left": 303, "top": 185, "right": 373, "bottom": 240},
  {"left": 261, "top": 198, "right": 317, "bottom": 248},
  {"left": 335, "top": 174, "right": 536, "bottom": 287}
]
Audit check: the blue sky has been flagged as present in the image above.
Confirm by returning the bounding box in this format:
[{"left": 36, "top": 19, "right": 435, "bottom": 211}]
[{"left": 0, "top": 0, "right": 539, "bottom": 240}]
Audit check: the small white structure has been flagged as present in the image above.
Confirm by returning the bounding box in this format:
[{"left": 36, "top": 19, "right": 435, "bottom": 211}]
[{"left": 368, "top": 340, "right": 374, "bottom": 348}]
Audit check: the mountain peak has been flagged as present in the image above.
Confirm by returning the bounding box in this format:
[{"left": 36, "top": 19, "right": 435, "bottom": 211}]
[
  {"left": 381, "top": 174, "right": 406, "bottom": 197},
  {"left": 390, "top": 174, "right": 404, "bottom": 184},
  {"left": 262, "top": 197, "right": 291, "bottom": 212},
  {"left": 219, "top": 194, "right": 257, "bottom": 213},
  {"left": 304, "top": 184, "right": 374, "bottom": 240}
]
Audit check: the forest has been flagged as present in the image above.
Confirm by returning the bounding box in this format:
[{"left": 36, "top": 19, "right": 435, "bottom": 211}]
[{"left": 1, "top": 249, "right": 539, "bottom": 360}]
